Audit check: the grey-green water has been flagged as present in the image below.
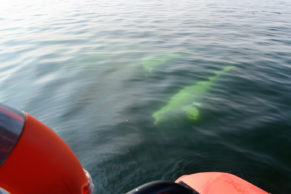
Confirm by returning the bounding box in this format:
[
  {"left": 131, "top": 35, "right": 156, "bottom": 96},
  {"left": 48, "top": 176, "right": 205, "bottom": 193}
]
[{"left": 1, "top": 0, "right": 291, "bottom": 193}]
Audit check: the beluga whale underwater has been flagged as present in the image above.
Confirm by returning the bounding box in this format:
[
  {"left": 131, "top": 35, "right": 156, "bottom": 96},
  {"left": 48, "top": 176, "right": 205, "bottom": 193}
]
[
  {"left": 153, "top": 66, "right": 235, "bottom": 124},
  {"left": 142, "top": 50, "right": 193, "bottom": 73}
]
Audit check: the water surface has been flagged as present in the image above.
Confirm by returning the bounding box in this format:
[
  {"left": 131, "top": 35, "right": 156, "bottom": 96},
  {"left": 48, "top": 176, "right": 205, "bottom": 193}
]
[{"left": 1, "top": 0, "right": 291, "bottom": 193}]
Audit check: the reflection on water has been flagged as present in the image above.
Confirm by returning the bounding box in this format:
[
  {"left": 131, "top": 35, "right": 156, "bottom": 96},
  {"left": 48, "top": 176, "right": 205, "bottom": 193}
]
[{"left": 1, "top": 0, "right": 291, "bottom": 193}]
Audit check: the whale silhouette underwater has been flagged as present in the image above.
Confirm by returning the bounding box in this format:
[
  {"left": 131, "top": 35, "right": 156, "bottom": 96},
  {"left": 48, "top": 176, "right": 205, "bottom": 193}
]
[
  {"left": 153, "top": 66, "right": 235, "bottom": 124},
  {"left": 142, "top": 51, "right": 193, "bottom": 73}
]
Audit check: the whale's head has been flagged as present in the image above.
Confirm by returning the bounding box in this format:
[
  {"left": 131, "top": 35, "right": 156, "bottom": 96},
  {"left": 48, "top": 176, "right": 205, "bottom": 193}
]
[
  {"left": 183, "top": 105, "right": 200, "bottom": 121},
  {"left": 153, "top": 111, "right": 165, "bottom": 125}
]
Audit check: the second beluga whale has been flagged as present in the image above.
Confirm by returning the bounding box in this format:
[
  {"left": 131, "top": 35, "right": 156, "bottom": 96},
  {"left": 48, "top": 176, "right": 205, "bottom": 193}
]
[
  {"left": 153, "top": 66, "right": 235, "bottom": 124},
  {"left": 142, "top": 50, "right": 193, "bottom": 73}
]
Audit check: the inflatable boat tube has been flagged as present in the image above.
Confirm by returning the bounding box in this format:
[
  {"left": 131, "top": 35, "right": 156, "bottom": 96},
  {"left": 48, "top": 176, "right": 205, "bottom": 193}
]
[
  {"left": 128, "top": 172, "right": 268, "bottom": 194},
  {"left": 176, "top": 172, "right": 268, "bottom": 194},
  {"left": 0, "top": 104, "right": 93, "bottom": 194}
]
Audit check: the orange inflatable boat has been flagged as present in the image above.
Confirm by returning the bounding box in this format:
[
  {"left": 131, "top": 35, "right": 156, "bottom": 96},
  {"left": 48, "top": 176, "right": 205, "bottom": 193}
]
[
  {"left": 0, "top": 104, "right": 93, "bottom": 194},
  {"left": 127, "top": 172, "right": 268, "bottom": 194},
  {"left": 0, "top": 103, "right": 268, "bottom": 194}
]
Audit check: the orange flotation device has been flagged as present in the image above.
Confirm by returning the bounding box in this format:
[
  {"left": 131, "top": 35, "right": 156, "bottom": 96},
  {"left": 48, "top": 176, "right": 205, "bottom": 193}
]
[
  {"left": 176, "top": 172, "right": 268, "bottom": 194},
  {"left": 0, "top": 104, "right": 93, "bottom": 194},
  {"left": 127, "top": 172, "right": 268, "bottom": 194}
]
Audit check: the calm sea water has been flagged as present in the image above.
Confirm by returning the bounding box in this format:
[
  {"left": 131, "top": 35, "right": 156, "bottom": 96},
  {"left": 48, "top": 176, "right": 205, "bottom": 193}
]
[{"left": 1, "top": 0, "right": 291, "bottom": 193}]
